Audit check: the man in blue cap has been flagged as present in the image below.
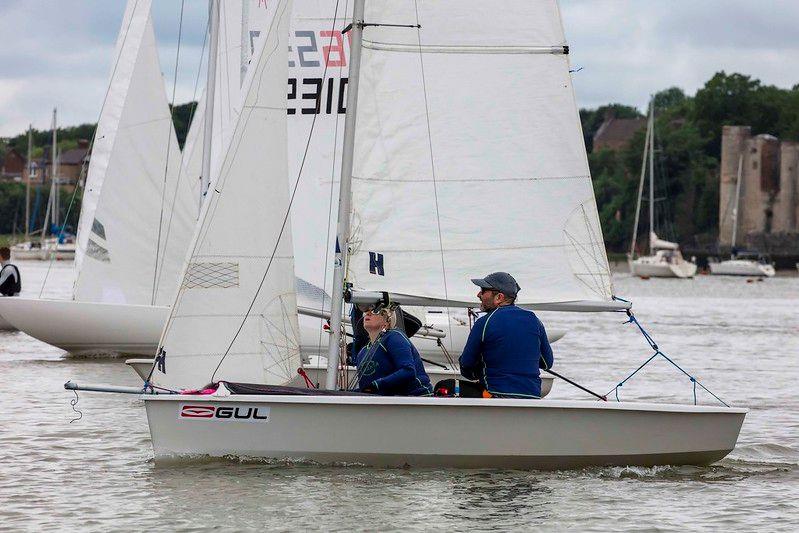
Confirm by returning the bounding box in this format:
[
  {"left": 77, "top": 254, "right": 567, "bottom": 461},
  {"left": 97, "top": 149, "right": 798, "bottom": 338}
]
[{"left": 458, "top": 272, "right": 554, "bottom": 398}]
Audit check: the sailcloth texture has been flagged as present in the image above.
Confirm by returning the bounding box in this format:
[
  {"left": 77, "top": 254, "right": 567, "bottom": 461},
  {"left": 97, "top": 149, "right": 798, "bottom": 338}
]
[
  {"left": 348, "top": 0, "right": 613, "bottom": 306},
  {"left": 74, "top": 0, "right": 195, "bottom": 306},
  {"left": 154, "top": 0, "right": 299, "bottom": 390}
]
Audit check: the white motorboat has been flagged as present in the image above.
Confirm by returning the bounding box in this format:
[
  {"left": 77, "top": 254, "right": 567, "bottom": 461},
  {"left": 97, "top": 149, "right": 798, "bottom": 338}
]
[
  {"left": 125, "top": 0, "right": 745, "bottom": 469},
  {"left": 628, "top": 98, "right": 696, "bottom": 278}
]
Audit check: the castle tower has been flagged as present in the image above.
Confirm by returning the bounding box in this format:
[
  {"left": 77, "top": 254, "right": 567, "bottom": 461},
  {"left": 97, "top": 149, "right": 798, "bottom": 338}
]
[
  {"left": 719, "top": 126, "right": 751, "bottom": 246},
  {"left": 740, "top": 134, "right": 780, "bottom": 241},
  {"left": 773, "top": 141, "right": 799, "bottom": 232}
]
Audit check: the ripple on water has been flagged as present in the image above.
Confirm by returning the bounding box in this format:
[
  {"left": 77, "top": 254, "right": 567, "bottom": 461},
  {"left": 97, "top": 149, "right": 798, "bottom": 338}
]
[{"left": 1, "top": 266, "right": 798, "bottom": 531}]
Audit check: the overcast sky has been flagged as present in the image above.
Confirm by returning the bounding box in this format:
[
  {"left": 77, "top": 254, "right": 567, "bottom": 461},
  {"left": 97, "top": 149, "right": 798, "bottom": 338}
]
[{"left": 0, "top": 0, "right": 797, "bottom": 136}]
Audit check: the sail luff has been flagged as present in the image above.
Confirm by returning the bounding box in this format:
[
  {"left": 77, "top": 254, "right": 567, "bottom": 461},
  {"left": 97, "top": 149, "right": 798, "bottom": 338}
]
[{"left": 200, "top": 0, "right": 220, "bottom": 213}]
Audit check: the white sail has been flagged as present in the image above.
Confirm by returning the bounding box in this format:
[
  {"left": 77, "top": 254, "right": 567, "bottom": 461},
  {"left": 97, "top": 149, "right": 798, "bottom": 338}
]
[
  {"left": 74, "top": 0, "right": 194, "bottom": 306},
  {"left": 650, "top": 232, "right": 679, "bottom": 251},
  {"left": 153, "top": 0, "right": 299, "bottom": 390},
  {"left": 347, "top": 0, "right": 613, "bottom": 307},
  {"left": 288, "top": 0, "right": 351, "bottom": 304}
]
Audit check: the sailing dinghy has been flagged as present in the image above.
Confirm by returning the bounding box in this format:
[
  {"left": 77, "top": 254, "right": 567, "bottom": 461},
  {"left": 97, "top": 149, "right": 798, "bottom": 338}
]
[
  {"left": 69, "top": 0, "right": 745, "bottom": 469},
  {"left": 0, "top": 0, "right": 196, "bottom": 354}
]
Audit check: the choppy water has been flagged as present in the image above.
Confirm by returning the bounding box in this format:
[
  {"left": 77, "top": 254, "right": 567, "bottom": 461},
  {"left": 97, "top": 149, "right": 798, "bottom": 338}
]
[{"left": 1, "top": 261, "right": 797, "bottom": 531}]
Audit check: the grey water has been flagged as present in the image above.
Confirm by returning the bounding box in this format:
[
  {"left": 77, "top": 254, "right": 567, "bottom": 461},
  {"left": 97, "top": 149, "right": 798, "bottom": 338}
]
[{"left": 1, "top": 261, "right": 797, "bottom": 531}]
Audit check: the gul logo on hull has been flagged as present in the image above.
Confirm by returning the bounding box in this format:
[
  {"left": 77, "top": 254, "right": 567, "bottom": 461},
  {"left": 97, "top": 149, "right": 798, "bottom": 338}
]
[{"left": 178, "top": 404, "right": 270, "bottom": 423}]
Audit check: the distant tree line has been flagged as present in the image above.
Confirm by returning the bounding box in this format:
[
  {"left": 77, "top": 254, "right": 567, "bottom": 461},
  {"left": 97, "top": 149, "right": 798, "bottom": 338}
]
[
  {"left": 583, "top": 72, "right": 799, "bottom": 252},
  {"left": 4, "top": 74, "right": 799, "bottom": 249}
]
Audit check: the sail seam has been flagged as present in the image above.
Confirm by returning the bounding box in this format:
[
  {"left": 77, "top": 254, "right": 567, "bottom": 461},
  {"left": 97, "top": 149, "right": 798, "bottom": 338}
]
[
  {"left": 351, "top": 242, "right": 601, "bottom": 252},
  {"left": 362, "top": 41, "right": 567, "bottom": 55},
  {"left": 351, "top": 174, "right": 590, "bottom": 183}
]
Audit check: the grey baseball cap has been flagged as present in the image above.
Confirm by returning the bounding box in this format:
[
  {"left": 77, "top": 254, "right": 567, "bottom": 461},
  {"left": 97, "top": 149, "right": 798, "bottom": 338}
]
[{"left": 471, "top": 272, "right": 521, "bottom": 298}]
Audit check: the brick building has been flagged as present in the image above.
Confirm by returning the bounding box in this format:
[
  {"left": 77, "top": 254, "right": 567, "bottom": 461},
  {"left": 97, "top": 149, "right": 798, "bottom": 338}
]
[
  {"left": 0, "top": 148, "right": 26, "bottom": 180},
  {"left": 593, "top": 116, "right": 647, "bottom": 152}
]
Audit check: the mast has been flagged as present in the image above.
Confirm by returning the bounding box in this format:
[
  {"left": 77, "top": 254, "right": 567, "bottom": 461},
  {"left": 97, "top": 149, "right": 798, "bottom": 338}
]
[
  {"left": 200, "top": 0, "right": 220, "bottom": 215},
  {"left": 731, "top": 153, "right": 743, "bottom": 252},
  {"left": 629, "top": 100, "right": 652, "bottom": 259},
  {"left": 25, "top": 125, "right": 32, "bottom": 240},
  {"left": 52, "top": 108, "right": 59, "bottom": 229},
  {"left": 647, "top": 98, "right": 655, "bottom": 254},
  {"left": 325, "top": 0, "right": 365, "bottom": 390}
]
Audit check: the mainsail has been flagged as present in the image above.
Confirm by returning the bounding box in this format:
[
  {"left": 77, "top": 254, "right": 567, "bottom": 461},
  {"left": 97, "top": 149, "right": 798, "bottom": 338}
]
[
  {"left": 346, "top": 0, "right": 613, "bottom": 307},
  {"left": 73, "top": 0, "right": 195, "bottom": 306},
  {"left": 153, "top": 0, "right": 299, "bottom": 390}
]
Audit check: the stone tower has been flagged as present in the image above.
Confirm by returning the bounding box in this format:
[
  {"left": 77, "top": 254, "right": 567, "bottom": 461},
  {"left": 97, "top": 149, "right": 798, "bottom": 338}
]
[
  {"left": 773, "top": 142, "right": 799, "bottom": 232},
  {"left": 719, "top": 126, "right": 750, "bottom": 246}
]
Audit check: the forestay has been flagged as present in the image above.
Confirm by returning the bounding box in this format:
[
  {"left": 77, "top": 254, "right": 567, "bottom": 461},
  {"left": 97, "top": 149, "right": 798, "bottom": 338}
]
[
  {"left": 153, "top": 0, "right": 299, "bottom": 391},
  {"left": 347, "top": 0, "right": 614, "bottom": 307},
  {"left": 73, "top": 0, "right": 195, "bottom": 306}
]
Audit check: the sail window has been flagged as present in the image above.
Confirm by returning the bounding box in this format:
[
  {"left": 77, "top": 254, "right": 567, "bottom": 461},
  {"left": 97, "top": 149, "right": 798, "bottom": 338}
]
[
  {"left": 183, "top": 262, "right": 240, "bottom": 289},
  {"left": 86, "top": 239, "right": 110, "bottom": 262},
  {"left": 91, "top": 219, "right": 107, "bottom": 240}
]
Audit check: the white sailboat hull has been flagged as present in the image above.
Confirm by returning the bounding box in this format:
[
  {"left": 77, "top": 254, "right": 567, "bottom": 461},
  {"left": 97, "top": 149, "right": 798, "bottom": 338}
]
[
  {"left": 709, "top": 260, "right": 775, "bottom": 277},
  {"left": 124, "top": 358, "right": 555, "bottom": 398},
  {"left": 144, "top": 394, "right": 746, "bottom": 469},
  {"left": 630, "top": 257, "right": 697, "bottom": 278},
  {"left": 0, "top": 298, "right": 167, "bottom": 355},
  {"left": 0, "top": 296, "right": 565, "bottom": 360}
]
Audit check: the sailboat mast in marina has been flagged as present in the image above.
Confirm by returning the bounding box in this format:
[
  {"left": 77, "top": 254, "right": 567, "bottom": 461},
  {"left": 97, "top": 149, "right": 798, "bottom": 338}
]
[
  {"left": 122, "top": 0, "right": 746, "bottom": 469},
  {"left": 628, "top": 97, "right": 697, "bottom": 278}
]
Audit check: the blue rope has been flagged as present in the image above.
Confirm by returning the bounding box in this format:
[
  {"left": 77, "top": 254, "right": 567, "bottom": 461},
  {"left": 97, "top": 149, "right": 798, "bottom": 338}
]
[{"left": 608, "top": 296, "right": 730, "bottom": 407}]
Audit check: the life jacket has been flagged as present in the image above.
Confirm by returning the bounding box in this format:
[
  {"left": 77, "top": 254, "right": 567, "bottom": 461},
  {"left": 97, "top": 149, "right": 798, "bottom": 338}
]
[{"left": 0, "top": 264, "right": 21, "bottom": 296}]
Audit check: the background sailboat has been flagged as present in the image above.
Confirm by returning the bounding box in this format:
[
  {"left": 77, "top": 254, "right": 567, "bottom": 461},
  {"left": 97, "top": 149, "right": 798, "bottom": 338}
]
[
  {"left": 710, "top": 154, "right": 775, "bottom": 276},
  {"left": 628, "top": 98, "right": 697, "bottom": 278},
  {"left": 10, "top": 109, "right": 76, "bottom": 262},
  {"left": 138, "top": 0, "right": 744, "bottom": 469},
  {"left": 0, "top": 0, "right": 196, "bottom": 354}
]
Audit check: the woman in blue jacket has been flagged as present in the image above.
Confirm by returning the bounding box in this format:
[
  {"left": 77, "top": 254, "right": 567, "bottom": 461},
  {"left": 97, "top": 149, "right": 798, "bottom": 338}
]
[{"left": 352, "top": 306, "right": 433, "bottom": 396}]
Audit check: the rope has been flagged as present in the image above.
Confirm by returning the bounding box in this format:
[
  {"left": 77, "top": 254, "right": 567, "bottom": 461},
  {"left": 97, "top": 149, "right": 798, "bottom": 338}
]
[
  {"left": 412, "top": 1, "right": 455, "bottom": 353},
  {"left": 297, "top": 368, "right": 317, "bottom": 388},
  {"left": 69, "top": 389, "right": 82, "bottom": 424},
  {"left": 607, "top": 296, "right": 730, "bottom": 407}
]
